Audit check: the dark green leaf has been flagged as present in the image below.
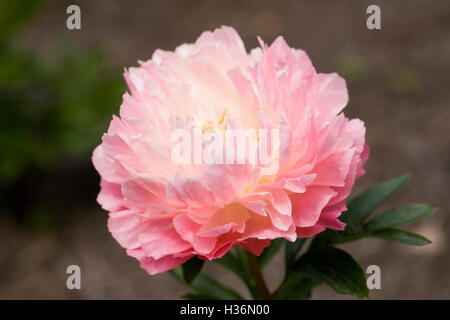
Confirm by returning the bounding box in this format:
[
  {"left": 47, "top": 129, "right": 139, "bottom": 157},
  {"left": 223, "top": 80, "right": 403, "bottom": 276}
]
[
  {"left": 273, "top": 272, "right": 317, "bottom": 300},
  {"left": 369, "top": 228, "right": 431, "bottom": 246},
  {"left": 234, "top": 248, "right": 261, "bottom": 299},
  {"left": 285, "top": 238, "right": 307, "bottom": 271},
  {"left": 259, "top": 239, "right": 284, "bottom": 268},
  {"left": 190, "top": 274, "right": 244, "bottom": 300},
  {"left": 309, "top": 228, "right": 367, "bottom": 250},
  {"left": 182, "top": 257, "right": 204, "bottom": 284},
  {"left": 169, "top": 265, "right": 185, "bottom": 283},
  {"left": 364, "top": 204, "right": 435, "bottom": 231},
  {"left": 215, "top": 248, "right": 261, "bottom": 299},
  {"left": 215, "top": 251, "right": 246, "bottom": 280},
  {"left": 341, "top": 174, "right": 410, "bottom": 226},
  {"left": 294, "top": 247, "right": 369, "bottom": 299},
  {"left": 309, "top": 230, "right": 340, "bottom": 249},
  {"left": 170, "top": 267, "right": 244, "bottom": 300}
]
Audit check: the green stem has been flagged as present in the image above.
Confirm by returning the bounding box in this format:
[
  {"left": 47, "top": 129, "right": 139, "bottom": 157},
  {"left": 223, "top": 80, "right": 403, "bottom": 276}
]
[{"left": 246, "top": 251, "right": 271, "bottom": 300}]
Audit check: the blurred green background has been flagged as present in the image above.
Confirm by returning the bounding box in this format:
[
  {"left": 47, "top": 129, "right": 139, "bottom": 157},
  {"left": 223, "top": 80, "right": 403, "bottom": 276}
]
[
  {"left": 0, "top": 0, "right": 448, "bottom": 299},
  {"left": 0, "top": 0, "right": 124, "bottom": 229}
]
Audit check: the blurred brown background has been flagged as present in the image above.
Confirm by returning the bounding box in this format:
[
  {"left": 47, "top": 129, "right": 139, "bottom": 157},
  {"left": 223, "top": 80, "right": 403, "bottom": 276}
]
[{"left": 0, "top": 0, "right": 449, "bottom": 299}]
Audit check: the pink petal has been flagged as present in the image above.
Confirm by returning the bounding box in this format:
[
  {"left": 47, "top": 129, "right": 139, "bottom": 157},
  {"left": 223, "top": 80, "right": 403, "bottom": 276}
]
[
  {"left": 291, "top": 186, "right": 336, "bottom": 227},
  {"left": 167, "top": 172, "right": 215, "bottom": 209},
  {"left": 127, "top": 248, "right": 193, "bottom": 275},
  {"left": 122, "top": 174, "right": 184, "bottom": 210},
  {"left": 173, "top": 214, "right": 217, "bottom": 255},
  {"left": 97, "top": 180, "right": 124, "bottom": 212}
]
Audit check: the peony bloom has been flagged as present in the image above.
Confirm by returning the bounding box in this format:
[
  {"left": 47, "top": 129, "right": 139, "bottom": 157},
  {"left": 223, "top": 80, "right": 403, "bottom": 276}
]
[{"left": 92, "top": 26, "right": 369, "bottom": 275}]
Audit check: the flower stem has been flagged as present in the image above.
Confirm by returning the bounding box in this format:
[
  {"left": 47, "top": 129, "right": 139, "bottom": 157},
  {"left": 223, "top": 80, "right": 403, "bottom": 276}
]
[{"left": 246, "top": 251, "right": 271, "bottom": 300}]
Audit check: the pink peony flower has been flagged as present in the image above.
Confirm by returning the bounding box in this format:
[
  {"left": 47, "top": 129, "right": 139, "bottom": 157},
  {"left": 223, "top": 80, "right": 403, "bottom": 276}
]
[{"left": 92, "top": 26, "right": 369, "bottom": 275}]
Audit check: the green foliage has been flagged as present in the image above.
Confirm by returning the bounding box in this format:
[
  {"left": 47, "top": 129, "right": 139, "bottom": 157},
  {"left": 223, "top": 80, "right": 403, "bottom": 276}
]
[
  {"left": 216, "top": 248, "right": 261, "bottom": 299},
  {"left": 363, "top": 204, "right": 434, "bottom": 231},
  {"left": 273, "top": 272, "right": 316, "bottom": 300},
  {"left": 341, "top": 174, "right": 410, "bottom": 226},
  {"left": 274, "top": 247, "right": 369, "bottom": 300},
  {"left": 170, "top": 266, "right": 244, "bottom": 300},
  {"left": 293, "top": 247, "right": 369, "bottom": 299},
  {"left": 182, "top": 257, "right": 205, "bottom": 284},
  {"left": 311, "top": 175, "right": 435, "bottom": 250},
  {"left": 258, "top": 238, "right": 283, "bottom": 268},
  {"left": 284, "top": 238, "right": 306, "bottom": 272},
  {"left": 368, "top": 228, "right": 430, "bottom": 246}
]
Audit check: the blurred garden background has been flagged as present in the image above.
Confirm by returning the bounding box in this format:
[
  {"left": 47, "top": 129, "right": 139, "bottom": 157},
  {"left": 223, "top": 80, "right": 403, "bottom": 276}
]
[{"left": 0, "top": 0, "right": 449, "bottom": 299}]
